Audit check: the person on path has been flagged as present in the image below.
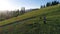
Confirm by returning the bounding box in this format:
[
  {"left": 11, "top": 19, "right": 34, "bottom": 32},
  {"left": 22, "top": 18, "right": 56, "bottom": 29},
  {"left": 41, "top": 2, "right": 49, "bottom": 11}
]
[{"left": 43, "top": 16, "right": 46, "bottom": 24}]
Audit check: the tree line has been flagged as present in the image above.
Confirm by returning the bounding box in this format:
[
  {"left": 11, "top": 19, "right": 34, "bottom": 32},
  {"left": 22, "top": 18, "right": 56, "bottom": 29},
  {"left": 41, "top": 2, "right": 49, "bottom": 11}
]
[
  {"left": 0, "top": 7, "right": 25, "bottom": 21},
  {"left": 41, "top": 0, "right": 60, "bottom": 8},
  {"left": 0, "top": 7, "right": 39, "bottom": 21}
]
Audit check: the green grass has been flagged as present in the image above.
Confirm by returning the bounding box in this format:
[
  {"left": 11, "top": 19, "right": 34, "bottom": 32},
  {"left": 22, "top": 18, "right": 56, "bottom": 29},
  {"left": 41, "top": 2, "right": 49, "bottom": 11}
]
[
  {"left": 0, "top": 4, "right": 60, "bottom": 34},
  {"left": 0, "top": 4, "right": 60, "bottom": 26}
]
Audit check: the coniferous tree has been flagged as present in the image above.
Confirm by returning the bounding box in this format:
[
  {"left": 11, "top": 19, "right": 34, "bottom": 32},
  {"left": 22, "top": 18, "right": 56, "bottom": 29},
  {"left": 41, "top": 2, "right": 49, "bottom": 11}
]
[
  {"left": 51, "top": 1, "right": 59, "bottom": 6},
  {"left": 41, "top": 5, "right": 45, "bottom": 8},
  {"left": 46, "top": 2, "right": 51, "bottom": 7},
  {"left": 46, "top": 1, "right": 60, "bottom": 7},
  {"left": 20, "top": 7, "right": 25, "bottom": 15}
]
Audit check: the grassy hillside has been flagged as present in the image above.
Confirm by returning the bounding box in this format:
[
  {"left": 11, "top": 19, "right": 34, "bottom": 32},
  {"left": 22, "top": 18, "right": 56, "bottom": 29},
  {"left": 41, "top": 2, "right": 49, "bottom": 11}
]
[
  {"left": 0, "top": 4, "right": 60, "bottom": 26},
  {"left": 0, "top": 4, "right": 60, "bottom": 34}
]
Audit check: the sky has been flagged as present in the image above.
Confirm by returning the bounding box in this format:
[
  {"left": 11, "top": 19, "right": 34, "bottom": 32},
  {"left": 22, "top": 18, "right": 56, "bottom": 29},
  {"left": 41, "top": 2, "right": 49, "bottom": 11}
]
[{"left": 0, "top": 0, "right": 60, "bottom": 11}]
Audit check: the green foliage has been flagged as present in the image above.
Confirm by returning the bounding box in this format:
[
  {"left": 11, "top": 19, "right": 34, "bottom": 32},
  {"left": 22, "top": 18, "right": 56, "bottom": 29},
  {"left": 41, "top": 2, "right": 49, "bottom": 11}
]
[
  {"left": 46, "top": 1, "right": 60, "bottom": 7},
  {"left": 46, "top": 2, "right": 52, "bottom": 7},
  {"left": 52, "top": 1, "right": 60, "bottom": 6}
]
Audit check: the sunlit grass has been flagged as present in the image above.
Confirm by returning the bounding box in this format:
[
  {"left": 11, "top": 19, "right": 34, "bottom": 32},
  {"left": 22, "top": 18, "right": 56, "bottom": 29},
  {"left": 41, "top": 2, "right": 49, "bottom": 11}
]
[{"left": 0, "top": 4, "right": 60, "bottom": 26}]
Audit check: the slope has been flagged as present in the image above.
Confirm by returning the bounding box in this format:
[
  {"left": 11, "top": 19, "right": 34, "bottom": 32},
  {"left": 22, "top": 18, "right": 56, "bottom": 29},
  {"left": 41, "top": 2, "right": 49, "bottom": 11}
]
[
  {"left": 0, "top": 4, "right": 60, "bottom": 34},
  {"left": 0, "top": 4, "right": 60, "bottom": 26}
]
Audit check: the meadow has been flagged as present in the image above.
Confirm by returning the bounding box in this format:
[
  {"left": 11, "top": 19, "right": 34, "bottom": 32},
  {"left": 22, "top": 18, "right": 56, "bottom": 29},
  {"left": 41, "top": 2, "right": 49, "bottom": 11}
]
[{"left": 0, "top": 4, "right": 60, "bottom": 34}]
